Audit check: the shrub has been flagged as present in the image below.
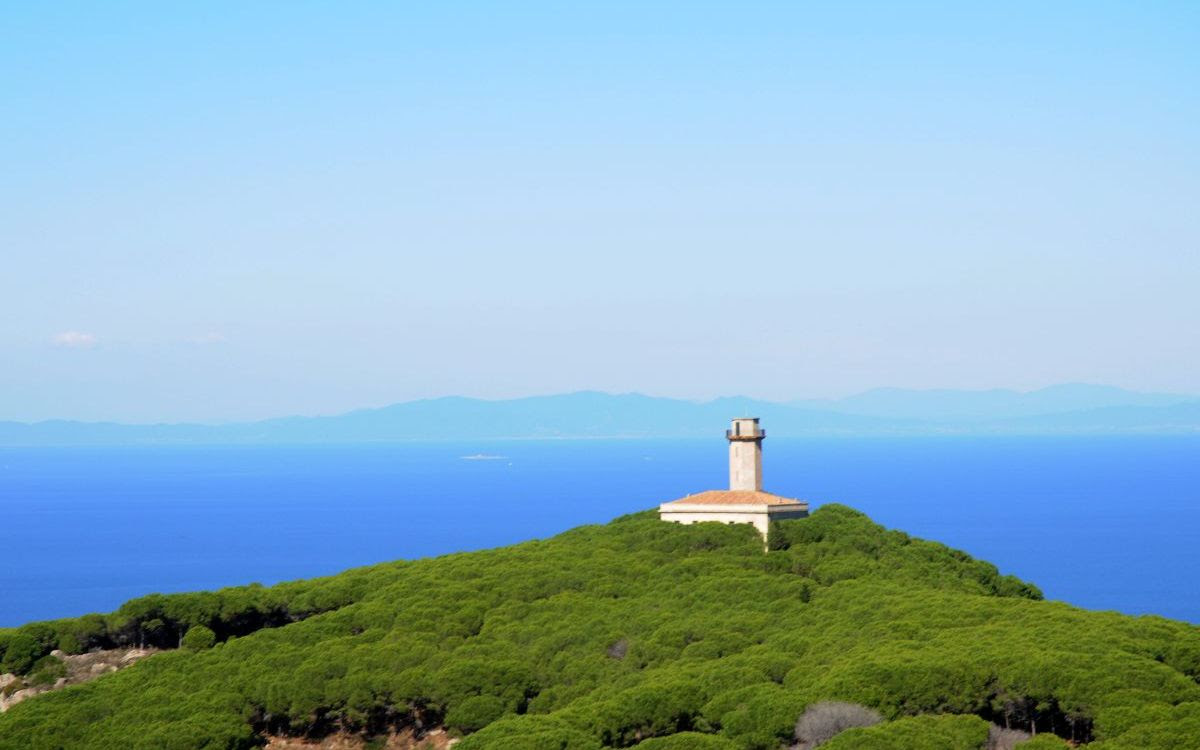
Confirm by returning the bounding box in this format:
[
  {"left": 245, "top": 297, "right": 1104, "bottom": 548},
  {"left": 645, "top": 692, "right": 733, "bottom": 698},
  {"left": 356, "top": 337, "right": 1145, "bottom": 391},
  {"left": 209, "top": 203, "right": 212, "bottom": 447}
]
[
  {"left": 456, "top": 714, "right": 603, "bottom": 750},
  {"left": 27, "top": 655, "right": 67, "bottom": 686},
  {"left": 794, "top": 701, "right": 882, "bottom": 748},
  {"left": 181, "top": 625, "right": 216, "bottom": 651},
  {"left": 820, "top": 714, "right": 990, "bottom": 749},
  {"left": 446, "top": 694, "right": 507, "bottom": 734},
  {"left": 55, "top": 632, "right": 81, "bottom": 654},
  {"left": 0, "top": 633, "right": 40, "bottom": 675},
  {"left": 634, "top": 732, "right": 740, "bottom": 749},
  {"left": 767, "top": 522, "right": 791, "bottom": 551}
]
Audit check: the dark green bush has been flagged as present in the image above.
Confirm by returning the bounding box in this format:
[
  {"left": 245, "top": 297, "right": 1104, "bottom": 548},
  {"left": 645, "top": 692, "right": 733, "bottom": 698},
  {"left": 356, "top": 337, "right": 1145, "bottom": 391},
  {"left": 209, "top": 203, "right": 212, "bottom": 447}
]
[
  {"left": 54, "top": 633, "right": 81, "bottom": 654},
  {"left": 456, "top": 714, "right": 603, "bottom": 750},
  {"left": 181, "top": 625, "right": 216, "bottom": 651},
  {"left": 26, "top": 655, "right": 67, "bottom": 687},
  {"left": 0, "top": 633, "right": 41, "bottom": 675},
  {"left": 820, "top": 714, "right": 990, "bottom": 749},
  {"left": 633, "top": 732, "right": 740, "bottom": 749},
  {"left": 446, "top": 694, "right": 508, "bottom": 733}
]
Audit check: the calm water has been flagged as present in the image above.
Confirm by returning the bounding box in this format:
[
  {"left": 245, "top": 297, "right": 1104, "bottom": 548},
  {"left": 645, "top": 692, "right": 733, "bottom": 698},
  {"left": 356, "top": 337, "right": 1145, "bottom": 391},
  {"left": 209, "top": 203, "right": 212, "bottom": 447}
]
[{"left": 1, "top": 437, "right": 1197, "bottom": 627}]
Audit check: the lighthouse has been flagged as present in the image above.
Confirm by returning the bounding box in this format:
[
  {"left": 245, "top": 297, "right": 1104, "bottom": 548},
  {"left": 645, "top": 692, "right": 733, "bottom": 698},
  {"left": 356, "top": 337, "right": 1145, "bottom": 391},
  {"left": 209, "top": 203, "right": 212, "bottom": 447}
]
[{"left": 657, "top": 418, "right": 808, "bottom": 545}]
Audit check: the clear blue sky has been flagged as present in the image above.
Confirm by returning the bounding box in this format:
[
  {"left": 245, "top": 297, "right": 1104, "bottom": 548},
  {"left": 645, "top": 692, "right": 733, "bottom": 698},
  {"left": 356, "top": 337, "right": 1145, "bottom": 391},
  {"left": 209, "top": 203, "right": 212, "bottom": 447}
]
[{"left": 2, "top": 2, "right": 1197, "bottom": 422}]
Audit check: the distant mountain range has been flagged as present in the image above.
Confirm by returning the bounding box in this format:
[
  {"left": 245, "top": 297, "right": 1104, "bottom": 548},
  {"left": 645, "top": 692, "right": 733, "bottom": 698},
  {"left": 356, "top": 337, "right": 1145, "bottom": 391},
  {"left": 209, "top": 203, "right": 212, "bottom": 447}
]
[
  {"left": 1, "top": 385, "right": 1197, "bottom": 445},
  {"left": 791, "top": 383, "right": 1193, "bottom": 421}
]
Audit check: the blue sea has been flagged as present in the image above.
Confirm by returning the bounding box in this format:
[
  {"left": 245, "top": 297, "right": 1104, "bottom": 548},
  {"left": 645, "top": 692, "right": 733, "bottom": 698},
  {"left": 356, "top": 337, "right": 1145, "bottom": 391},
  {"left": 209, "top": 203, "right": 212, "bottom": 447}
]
[{"left": 1, "top": 437, "right": 1197, "bottom": 627}]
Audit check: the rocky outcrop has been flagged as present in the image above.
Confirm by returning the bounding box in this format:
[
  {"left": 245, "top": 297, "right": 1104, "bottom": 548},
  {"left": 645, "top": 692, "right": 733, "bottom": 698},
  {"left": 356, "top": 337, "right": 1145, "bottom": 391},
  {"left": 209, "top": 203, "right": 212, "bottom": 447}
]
[{"left": 0, "top": 647, "right": 157, "bottom": 712}]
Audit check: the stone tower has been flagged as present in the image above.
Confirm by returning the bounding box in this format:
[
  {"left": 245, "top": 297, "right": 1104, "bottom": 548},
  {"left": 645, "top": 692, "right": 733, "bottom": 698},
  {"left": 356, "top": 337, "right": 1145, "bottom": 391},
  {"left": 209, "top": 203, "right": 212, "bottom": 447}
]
[{"left": 727, "top": 417, "right": 764, "bottom": 491}]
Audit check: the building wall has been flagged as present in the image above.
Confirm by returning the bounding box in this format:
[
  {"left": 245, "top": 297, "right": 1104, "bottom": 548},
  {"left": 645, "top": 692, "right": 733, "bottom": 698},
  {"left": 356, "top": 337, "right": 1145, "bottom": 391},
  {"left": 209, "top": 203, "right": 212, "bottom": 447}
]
[
  {"left": 660, "top": 509, "right": 772, "bottom": 539},
  {"left": 659, "top": 503, "right": 810, "bottom": 545}
]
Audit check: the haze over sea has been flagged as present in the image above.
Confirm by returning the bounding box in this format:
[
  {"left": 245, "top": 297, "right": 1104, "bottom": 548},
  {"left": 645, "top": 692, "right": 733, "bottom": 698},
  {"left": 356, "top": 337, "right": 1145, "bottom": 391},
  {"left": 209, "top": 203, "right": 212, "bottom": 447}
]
[{"left": 2, "top": 435, "right": 1197, "bottom": 627}]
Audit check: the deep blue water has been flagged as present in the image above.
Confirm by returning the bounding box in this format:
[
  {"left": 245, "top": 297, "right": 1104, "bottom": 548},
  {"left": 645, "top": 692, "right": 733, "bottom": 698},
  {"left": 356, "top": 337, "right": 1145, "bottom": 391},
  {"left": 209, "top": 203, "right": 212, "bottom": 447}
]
[{"left": 1, "top": 437, "right": 1197, "bottom": 627}]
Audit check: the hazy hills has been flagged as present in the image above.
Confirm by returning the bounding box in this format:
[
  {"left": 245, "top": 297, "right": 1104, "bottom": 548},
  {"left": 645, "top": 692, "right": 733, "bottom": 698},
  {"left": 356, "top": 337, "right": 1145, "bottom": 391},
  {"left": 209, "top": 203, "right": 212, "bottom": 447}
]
[{"left": 0, "top": 385, "right": 1196, "bottom": 445}]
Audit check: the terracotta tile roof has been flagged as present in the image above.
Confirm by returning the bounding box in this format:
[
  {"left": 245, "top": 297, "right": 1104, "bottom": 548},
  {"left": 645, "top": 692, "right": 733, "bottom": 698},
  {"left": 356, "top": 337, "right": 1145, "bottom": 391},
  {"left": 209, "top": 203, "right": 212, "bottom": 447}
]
[{"left": 661, "top": 490, "right": 805, "bottom": 507}]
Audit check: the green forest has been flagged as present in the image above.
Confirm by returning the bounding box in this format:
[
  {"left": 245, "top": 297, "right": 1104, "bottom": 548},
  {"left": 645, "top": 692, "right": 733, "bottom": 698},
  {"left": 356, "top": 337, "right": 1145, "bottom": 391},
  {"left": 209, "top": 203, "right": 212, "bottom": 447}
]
[{"left": 1, "top": 505, "right": 1198, "bottom": 749}]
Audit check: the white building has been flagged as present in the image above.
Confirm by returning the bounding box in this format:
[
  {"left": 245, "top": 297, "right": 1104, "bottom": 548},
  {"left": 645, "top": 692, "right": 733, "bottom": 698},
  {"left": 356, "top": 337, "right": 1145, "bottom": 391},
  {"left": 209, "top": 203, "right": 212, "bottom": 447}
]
[{"left": 659, "top": 418, "right": 808, "bottom": 542}]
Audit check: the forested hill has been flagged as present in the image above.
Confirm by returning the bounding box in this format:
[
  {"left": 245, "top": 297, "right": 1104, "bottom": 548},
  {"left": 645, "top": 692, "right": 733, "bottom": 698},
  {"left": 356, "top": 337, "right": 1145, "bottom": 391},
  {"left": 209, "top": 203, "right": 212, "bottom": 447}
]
[{"left": 2, "top": 506, "right": 1198, "bottom": 749}]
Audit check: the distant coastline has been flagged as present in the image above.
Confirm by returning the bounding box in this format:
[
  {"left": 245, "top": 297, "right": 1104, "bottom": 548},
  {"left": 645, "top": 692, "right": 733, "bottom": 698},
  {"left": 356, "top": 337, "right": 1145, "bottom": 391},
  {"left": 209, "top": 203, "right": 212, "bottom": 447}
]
[{"left": 1, "top": 385, "right": 1198, "bottom": 446}]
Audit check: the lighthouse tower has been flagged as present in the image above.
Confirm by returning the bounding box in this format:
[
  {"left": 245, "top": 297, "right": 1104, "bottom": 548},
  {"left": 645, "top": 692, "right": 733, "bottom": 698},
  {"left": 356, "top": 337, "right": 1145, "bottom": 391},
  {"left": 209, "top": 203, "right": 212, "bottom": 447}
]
[
  {"left": 657, "top": 417, "right": 807, "bottom": 546},
  {"left": 727, "top": 417, "right": 764, "bottom": 491}
]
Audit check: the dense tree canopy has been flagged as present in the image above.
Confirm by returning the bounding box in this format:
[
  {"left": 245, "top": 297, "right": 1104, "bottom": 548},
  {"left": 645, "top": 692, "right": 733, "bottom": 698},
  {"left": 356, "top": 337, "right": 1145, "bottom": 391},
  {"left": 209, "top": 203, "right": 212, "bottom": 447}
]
[{"left": 1, "top": 505, "right": 1197, "bottom": 749}]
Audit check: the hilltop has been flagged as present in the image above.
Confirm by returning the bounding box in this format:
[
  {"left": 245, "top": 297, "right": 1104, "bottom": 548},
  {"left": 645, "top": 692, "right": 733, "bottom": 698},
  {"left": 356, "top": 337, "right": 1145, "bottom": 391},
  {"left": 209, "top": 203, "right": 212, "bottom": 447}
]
[
  {"left": 1, "top": 385, "right": 1198, "bottom": 445},
  {"left": 1, "top": 506, "right": 1198, "bottom": 749}
]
